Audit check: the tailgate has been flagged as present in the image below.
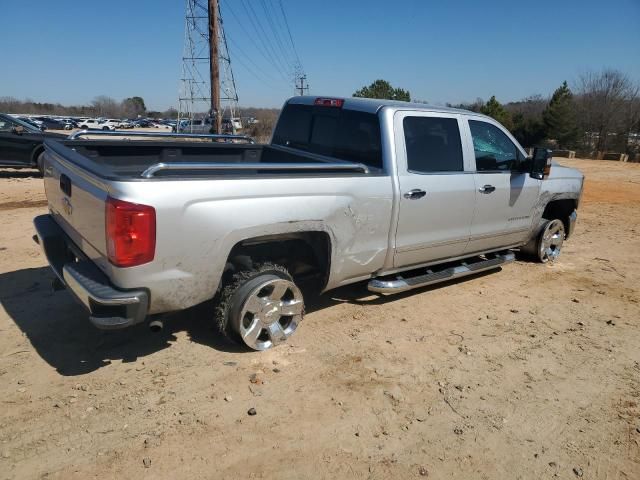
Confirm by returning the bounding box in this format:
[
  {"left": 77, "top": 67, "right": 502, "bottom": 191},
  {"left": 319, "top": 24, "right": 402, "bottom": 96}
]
[{"left": 43, "top": 141, "right": 110, "bottom": 266}]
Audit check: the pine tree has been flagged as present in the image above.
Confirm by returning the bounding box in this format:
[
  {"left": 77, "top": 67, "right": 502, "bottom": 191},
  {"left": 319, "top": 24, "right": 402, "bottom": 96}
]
[
  {"left": 543, "top": 81, "right": 579, "bottom": 149},
  {"left": 353, "top": 80, "right": 411, "bottom": 102},
  {"left": 480, "top": 96, "right": 513, "bottom": 129}
]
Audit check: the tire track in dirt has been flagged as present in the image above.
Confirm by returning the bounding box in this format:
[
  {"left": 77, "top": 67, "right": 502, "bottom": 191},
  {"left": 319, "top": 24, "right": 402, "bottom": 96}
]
[{"left": 0, "top": 200, "right": 48, "bottom": 211}]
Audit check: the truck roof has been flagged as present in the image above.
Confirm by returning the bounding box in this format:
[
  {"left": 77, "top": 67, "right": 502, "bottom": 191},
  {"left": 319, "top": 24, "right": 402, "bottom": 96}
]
[{"left": 288, "top": 95, "right": 483, "bottom": 117}]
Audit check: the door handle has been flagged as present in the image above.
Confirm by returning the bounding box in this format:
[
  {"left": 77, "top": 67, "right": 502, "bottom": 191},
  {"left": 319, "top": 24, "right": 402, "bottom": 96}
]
[
  {"left": 479, "top": 184, "right": 496, "bottom": 194},
  {"left": 403, "top": 189, "right": 427, "bottom": 200}
]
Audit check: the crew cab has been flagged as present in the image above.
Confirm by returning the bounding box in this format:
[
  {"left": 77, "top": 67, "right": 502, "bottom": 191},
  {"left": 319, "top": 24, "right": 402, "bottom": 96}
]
[{"left": 34, "top": 96, "right": 583, "bottom": 351}]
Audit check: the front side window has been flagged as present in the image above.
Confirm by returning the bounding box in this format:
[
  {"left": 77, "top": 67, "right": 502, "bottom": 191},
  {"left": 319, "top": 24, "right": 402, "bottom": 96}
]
[
  {"left": 0, "top": 118, "right": 17, "bottom": 132},
  {"left": 403, "top": 116, "right": 463, "bottom": 173},
  {"left": 469, "top": 120, "right": 520, "bottom": 171}
]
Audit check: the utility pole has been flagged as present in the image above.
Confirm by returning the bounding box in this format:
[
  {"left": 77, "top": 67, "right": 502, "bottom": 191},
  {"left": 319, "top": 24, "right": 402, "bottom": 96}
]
[
  {"left": 295, "top": 74, "right": 309, "bottom": 96},
  {"left": 208, "top": 0, "right": 221, "bottom": 134}
]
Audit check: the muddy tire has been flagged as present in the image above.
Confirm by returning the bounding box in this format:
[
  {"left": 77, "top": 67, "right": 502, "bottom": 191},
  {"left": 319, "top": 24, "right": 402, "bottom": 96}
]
[{"left": 215, "top": 263, "right": 304, "bottom": 351}]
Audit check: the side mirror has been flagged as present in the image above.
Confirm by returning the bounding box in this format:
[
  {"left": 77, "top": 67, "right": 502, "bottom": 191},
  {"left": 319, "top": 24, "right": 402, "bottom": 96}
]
[
  {"left": 12, "top": 125, "right": 25, "bottom": 135},
  {"left": 529, "top": 147, "right": 552, "bottom": 180}
]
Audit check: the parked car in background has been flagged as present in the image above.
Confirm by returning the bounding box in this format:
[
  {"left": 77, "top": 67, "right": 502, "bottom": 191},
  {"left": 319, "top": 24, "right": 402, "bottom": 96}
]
[
  {"left": 57, "top": 118, "right": 78, "bottom": 130},
  {"left": 118, "top": 120, "right": 134, "bottom": 129},
  {"left": 102, "top": 119, "right": 123, "bottom": 130},
  {"left": 17, "top": 116, "right": 45, "bottom": 130},
  {"left": 0, "top": 113, "right": 66, "bottom": 173},
  {"left": 78, "top": 119, "right": 102, "bottom": 130},
  {"left": 132, "top": 119, "right": 155, "bottom": 128},
  {"left": 32, "top": 117, "right": 67, "bottom": 131}
]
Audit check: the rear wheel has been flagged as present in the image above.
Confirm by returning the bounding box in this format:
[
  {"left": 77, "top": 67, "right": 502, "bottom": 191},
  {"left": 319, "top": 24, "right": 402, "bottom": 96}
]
[
  {"left": 216, "top": 263, "right": 304, "bottom": 351},
  {"left": 102, "top": 126, "right": 109, "bottom": 131}
]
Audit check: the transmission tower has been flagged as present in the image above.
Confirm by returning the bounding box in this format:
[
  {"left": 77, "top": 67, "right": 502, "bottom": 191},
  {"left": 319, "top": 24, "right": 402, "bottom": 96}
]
[{"left": 178, "top": 0, "right": 240, "bottom": 133}]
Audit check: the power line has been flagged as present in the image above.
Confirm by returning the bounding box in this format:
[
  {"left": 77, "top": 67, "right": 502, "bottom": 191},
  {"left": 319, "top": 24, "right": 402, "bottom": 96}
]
[
  {"left": 225, "top": 37, "right": 283, "bottom": 88},
  {"left": 277, "top": 0, "right": 302, "bottom": 69},
  {"left": 259, "top": 0, "right": 295, "bottom": 72},
  {"left": 221, "top": 0, "right": 291, "bottom": 83},
  {"left": 240, "top": 0, "right": 293, "bottom": 78}
]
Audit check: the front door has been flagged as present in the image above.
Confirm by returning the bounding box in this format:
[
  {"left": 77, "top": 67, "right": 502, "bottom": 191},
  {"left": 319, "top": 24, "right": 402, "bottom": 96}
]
[
  {"left": 463, "top": 118, "right": 541, "bottom": 253},
  {"left": 0, "top": 117, "right": 35, "bottom": 166},
  {"left": 393, "top": 111, "right": 476, "bottom": 268}
]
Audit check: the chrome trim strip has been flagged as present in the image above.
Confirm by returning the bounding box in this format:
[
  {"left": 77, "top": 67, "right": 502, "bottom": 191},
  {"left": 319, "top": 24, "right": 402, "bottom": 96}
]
[
  {"left": 68, "top": 129, "right": 255, "bottom": 143},
  {"left": 396, "top": 236, "right": 469, "bottom": 254},
  {"left": 140, "top": 161, "right": 370, "bottom": 178},
  {"left": 470, "top": 227, "right": 530, "bottom": 241}
]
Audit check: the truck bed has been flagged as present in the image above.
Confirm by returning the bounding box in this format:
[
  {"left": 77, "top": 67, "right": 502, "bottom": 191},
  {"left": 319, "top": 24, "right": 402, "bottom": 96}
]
[{"left": 44, "top": 139, "right": 375, "bottom": 181}]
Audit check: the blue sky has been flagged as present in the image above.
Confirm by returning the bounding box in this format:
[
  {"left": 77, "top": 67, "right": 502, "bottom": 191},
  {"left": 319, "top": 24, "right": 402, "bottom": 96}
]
[{"left": 1, "top": 0, "right": 639, "bottom": 110}]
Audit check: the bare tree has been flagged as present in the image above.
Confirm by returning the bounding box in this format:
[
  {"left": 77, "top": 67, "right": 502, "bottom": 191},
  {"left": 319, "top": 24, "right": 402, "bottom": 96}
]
[
  {"left": 574, "top": 69, "right": 639, "bottom": 153},
  {"left": 91, "top": 95, "right": 121, "bottom": 118}
]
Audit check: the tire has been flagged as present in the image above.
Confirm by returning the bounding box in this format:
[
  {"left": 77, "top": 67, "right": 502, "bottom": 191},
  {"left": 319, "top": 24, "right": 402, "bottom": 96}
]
[
  {"left": 215, "top": 263, "right": 304, "bottom": 351},
  {"left": 102, "top": 126, "right": 109, "bottom": 131},
  {"left": 36, "top": 151, "right": 45, "bottom": 175},
  {"left": 521, "top": 218, "right": 565, "bottom": 263}
]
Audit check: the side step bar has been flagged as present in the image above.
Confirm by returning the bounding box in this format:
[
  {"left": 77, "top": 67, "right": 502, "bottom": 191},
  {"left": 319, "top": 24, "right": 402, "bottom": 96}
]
[{"left": 368, "top": 251, "right": 515, "bottom": 294}]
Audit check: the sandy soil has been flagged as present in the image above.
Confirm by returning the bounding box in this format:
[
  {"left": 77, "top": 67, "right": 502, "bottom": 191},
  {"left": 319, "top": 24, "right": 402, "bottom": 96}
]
[{"left": 0, "top": 159, "right": 639, "bottom": 479}]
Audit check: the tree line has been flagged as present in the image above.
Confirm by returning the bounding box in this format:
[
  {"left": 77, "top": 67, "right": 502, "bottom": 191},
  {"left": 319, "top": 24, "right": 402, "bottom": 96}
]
[
  {"left": 354, "top": 70, "right": 640, "bottom": 157},
  {"left": 0, "top": 95, "right": 178, "bottom": 120}
]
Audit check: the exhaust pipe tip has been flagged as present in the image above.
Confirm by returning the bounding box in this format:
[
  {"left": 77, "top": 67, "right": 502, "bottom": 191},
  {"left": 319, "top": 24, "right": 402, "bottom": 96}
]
[{"left": 149, "top": 319, "right": 163, "bottom": 333}]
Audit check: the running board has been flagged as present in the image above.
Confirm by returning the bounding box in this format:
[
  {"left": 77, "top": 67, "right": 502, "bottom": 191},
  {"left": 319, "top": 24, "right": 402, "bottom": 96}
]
[{"left": 368, "top": 251, "right": 515, "bottom": 294}]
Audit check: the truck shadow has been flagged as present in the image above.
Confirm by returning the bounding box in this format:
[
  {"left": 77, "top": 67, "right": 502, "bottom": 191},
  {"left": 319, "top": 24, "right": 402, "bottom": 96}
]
[
  {"left": 0, "top": 266, "right": 502, "bottom": 376},
  {"left": 0, "top": 266, "right": 242, "bottom": 376},
  {"left": 309, "top": 268, "right": 502, "bottom": 312}
]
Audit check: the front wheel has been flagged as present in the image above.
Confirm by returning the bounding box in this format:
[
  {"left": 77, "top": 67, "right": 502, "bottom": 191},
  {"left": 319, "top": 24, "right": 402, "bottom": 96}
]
[
  {"left": 216, "top": 263, "right": 304, "bottom": 351},
  {"left": 521, "top": 219, "right": 565, "bottom": 263}
]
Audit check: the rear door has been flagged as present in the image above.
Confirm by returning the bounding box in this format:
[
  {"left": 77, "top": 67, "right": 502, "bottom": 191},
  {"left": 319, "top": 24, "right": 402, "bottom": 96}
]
[
  {"left": 463, "top": 117, "right": 540, "bottom": 253},
  {"left": 393, "top": 111, "right": 476, "bottom": 268}
]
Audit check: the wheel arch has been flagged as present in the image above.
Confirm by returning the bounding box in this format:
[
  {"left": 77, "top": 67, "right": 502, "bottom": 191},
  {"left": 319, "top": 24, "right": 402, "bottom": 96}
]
[
  {"left": 542, "top": 198, "right": 577, "bottom": 237},
  {"left": 224, "top": 231, "right": 332, "bottom": 292},
  {"left": 31, "top": 144, "right": 45, "bottom": 166}
]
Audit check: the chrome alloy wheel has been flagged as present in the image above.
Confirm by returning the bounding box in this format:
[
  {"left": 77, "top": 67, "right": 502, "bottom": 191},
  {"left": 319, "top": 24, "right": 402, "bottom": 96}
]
[
  {"left": 237, "top": 278, "right": 304, "bottom": 350},
  {"left": 538, "top": 219, "right": 565, "bottom": 263}
]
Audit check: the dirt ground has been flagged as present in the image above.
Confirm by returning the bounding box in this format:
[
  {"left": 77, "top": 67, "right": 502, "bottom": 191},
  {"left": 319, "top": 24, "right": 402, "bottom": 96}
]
[{"left": 0, "top": 159, "right": 639, "bottom": 479}]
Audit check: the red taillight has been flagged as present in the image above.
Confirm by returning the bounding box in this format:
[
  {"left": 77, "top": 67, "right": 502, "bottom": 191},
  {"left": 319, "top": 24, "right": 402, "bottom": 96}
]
[
  {"left": 106, "top": 197, "right": 156, "bottom": 267},
  {"left": 314, "top": 97, "right": 344, "bottom": 108}
]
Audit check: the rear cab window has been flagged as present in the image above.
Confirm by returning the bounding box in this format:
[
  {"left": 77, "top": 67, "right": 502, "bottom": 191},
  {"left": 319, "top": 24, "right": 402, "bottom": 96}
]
[{"left": 272, "top": 103, "right": 383, "bottom": 171}]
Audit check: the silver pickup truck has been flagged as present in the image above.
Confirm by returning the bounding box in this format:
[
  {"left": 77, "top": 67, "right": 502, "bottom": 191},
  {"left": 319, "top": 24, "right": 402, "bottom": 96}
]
[{"left": 34, "top": 96, "right": 583, "bottom": 351}]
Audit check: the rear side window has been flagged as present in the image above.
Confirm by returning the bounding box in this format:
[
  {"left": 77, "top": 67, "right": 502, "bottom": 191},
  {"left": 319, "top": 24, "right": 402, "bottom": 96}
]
[
  {"left": 272, "top": 104, "right": 383, "bottom": 170},
  {"left": 403, "top": 116, "right": 463, "bottom": 172}
]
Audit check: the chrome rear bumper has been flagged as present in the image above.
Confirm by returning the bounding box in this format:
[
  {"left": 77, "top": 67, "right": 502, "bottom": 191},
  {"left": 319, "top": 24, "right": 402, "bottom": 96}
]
[{"left": 33, "top": 214, "right": 148, "bottom": 330}]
